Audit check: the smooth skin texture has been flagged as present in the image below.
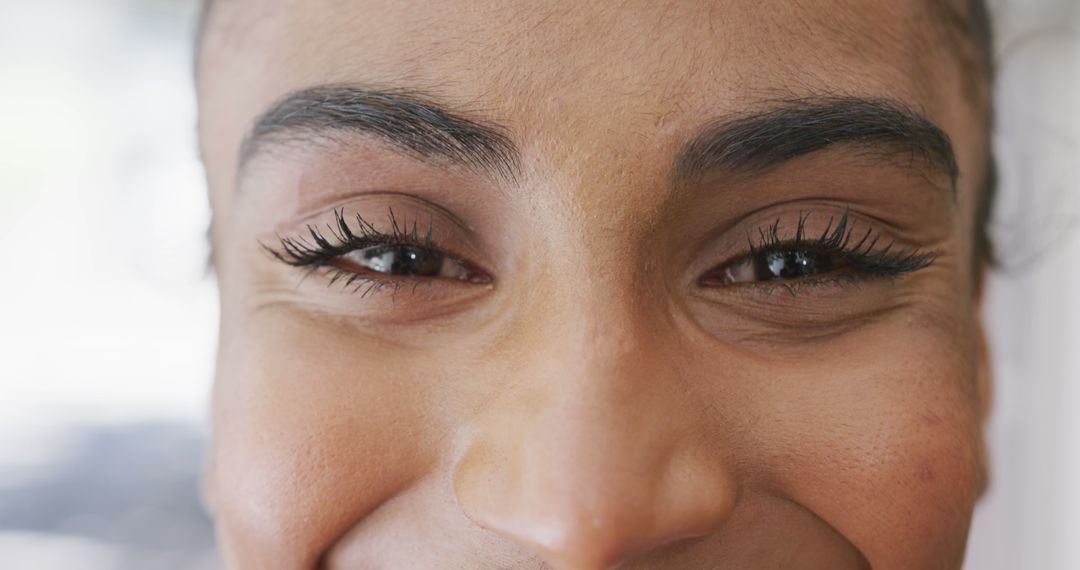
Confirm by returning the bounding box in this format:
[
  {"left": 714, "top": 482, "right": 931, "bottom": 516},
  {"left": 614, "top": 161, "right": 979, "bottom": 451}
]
[{"left": 197, "top": 1, "right": 993, "bottom": 568}]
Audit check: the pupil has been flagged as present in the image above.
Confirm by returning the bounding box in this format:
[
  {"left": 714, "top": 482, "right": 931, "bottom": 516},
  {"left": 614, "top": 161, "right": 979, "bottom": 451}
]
[
  {"left": 756, "top": 250, "right": 830, "bottom": 280},
  {"left": 363, "top": 245, "right": 443, "bottom": 276}
]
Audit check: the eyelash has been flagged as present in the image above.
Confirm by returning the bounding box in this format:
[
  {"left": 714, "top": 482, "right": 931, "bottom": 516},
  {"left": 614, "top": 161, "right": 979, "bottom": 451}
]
[
  {"left": 730, "top": 209, "right": 938, "bottom": 291},
  {"left": 267, "top": 207, "right": 935, "bottom": 298},
  {"left": 264, "top": 208, "right": 449, "bottom": 296}
]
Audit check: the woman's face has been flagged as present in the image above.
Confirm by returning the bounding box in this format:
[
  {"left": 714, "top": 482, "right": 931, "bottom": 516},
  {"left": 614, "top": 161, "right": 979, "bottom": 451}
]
[{"left": 198, "top": 0, "right": 992, "bottom": 568}]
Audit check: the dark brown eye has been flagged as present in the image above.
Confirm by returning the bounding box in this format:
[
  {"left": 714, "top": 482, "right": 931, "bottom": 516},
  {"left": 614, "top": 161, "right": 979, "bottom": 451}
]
[
  {"left": 336, "top": 244, "right": 489, "bottom": 283},
  {"left": 756, "top": 250, "right": 834, "bottom": 279},
  {"left": 359, "top": 244, "right": 442, "bottom": 276},
  {"left": 701, "top": 249, "right": 846, "bottom": 286}
]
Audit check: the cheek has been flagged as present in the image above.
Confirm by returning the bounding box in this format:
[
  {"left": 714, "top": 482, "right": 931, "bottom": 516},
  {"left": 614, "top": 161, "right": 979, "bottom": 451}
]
[
  {"left": 740, "top": 318, "right": 983, "bottom": 568},
  {"left": 206, "top": 309, "right": 440, "bottom": 568}
]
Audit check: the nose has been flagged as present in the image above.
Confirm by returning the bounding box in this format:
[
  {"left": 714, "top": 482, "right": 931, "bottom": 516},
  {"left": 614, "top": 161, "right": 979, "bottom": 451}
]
[{"left": 453, "top": 303, "right": 739, "bottom": 569}]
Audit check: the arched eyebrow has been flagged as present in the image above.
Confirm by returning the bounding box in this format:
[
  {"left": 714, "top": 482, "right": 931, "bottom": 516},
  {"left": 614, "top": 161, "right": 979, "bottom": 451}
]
[
  {"left": 675, "top": 96, "right": 958, "bottom": 192},
  {"left": 239, "top": 87, "right": 956, "bottom": 193},
  {"left": 238, "top": 86, "right": 520, "bottom": 181}
]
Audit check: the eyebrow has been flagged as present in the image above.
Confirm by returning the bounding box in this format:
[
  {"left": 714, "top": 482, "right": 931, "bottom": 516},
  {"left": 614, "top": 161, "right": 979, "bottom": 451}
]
[
  {"left": 239, "top": 86, "right": 520, "bottom": 180},
  {"left": 239, "top": 87, "right": 956, "bottom": 192},
  {"left": 675, "top": 96, "right": 958, "bottom": 189}
]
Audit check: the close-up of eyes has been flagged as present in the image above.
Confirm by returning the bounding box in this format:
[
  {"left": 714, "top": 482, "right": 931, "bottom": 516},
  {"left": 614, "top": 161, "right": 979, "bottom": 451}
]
[
  {"left": 700, "top": 210, "right": 938, "bottom": 289},
  {"left": 267, "top": 204, "right": 938, "bottom": 305}
]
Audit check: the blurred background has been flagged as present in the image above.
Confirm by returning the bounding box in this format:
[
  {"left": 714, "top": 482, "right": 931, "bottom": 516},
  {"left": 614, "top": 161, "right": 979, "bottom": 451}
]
[{"left": 0, "top": 0, "right": 1076, "bottom": 568}]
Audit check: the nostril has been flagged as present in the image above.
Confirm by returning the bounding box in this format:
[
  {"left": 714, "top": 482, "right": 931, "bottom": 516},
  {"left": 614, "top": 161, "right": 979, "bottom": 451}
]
[
  {"left": 477, "top": 499, "right": 731, "bottom": 570},
  {"left": 465, "top": 508, "right": 650, "bottom": 570}
]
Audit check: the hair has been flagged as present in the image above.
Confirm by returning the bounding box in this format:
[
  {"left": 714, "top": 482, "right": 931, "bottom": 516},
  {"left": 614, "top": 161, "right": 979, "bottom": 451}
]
[{"left": 196, "top": 0, "right": 997, "bottom": 277}]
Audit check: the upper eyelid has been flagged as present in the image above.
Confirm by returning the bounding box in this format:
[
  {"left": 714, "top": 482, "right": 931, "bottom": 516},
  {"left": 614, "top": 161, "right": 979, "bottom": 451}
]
[
  {"left": 268, "top": 191, "right": 476, "bottom": 238},
  {"left": 264, "top": 193, "right": 494, "bottom": 260},
  {"left": 742, "top": 210, "right": 928, "bottom": 256}
]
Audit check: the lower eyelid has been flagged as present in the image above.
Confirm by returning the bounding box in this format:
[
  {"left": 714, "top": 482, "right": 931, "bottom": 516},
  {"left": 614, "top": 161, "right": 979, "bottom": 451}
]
[
  {"left": 326, "top": 268, "right": 399, "bottom": 296},
  {"left": 713, "top": 269, "right": 862, "bottom": 294}
]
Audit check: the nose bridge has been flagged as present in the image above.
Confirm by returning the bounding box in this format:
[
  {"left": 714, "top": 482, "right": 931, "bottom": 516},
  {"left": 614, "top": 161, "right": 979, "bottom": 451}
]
[{"left": 453, "top": 292, "right": 738, "bottom": 569}]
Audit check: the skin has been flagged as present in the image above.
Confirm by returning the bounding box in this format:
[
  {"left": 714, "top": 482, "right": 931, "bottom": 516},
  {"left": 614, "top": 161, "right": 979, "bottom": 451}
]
[{"left": 197, "top": 1, "right": 993, "bottom": 568}]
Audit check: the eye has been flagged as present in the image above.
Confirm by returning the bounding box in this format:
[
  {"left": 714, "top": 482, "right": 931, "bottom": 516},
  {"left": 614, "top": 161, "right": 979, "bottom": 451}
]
[
  {"left": 700, "top": 248, "right": 851, "bottom": 286},
  {"left": 265, "top": 207, "right": 495, "bottom": 291},
  {"left": 697, "top": 210, "right": 941, "bottom": 289},
  {"left": 334, "top": 243, "right": 488, "bottom": 283}
]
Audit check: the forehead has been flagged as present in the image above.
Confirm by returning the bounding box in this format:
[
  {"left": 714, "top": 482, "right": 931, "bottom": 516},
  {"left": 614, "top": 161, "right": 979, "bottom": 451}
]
[{"left": 198, "top": 0, "right": 971, "bottom": 197}]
